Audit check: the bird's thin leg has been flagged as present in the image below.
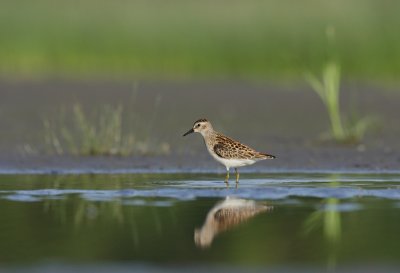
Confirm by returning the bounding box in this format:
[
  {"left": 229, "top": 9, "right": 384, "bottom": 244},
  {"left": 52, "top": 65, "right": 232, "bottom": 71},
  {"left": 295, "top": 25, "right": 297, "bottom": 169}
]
[
  {"left": 225, "top": 168, "right": 230, "bottom": 187},
  {"left": 235, "top": 168, "right": 239, "bottom": 188}
]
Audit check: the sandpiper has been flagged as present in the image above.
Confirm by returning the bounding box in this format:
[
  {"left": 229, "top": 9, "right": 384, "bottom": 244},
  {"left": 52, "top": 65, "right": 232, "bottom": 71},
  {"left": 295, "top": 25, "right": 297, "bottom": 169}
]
[{"left": 183, "top": 118, "right": 275, "bottom": 186}]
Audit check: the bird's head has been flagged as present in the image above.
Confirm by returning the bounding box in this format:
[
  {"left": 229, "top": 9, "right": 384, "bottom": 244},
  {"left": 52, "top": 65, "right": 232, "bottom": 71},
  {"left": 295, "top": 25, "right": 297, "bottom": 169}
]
[{"left": 183, "top": 118, "right": 213, "bottom": 137}]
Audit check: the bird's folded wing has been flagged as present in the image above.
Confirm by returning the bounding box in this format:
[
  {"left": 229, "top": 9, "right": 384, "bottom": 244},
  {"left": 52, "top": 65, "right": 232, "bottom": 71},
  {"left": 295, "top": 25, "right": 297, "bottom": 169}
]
[
  {"left": 213, "top": 141, "right": 259, "bottom": 159},
  {"left": 213, "top": 143, "right": 231, "bottom": 158}
]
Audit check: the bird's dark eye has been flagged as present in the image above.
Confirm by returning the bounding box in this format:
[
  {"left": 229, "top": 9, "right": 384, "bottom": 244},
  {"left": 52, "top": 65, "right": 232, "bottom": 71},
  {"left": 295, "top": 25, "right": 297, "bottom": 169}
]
[{"left": 197, "top": 124, "right": 201, "bottom": 127}]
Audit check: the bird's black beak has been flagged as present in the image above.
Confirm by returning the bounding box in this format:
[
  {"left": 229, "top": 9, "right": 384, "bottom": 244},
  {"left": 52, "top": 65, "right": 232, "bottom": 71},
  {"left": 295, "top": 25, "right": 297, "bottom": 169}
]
[{"left": 183, "top": 128, "right": 194, "bottom": 136}]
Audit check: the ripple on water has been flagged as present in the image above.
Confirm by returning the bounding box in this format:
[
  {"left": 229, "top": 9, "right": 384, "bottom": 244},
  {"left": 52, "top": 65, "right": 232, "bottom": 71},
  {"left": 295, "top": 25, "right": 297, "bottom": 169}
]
[
  {"left": 4, "top": 194, "right": 42, "bottom": 202},
  {"left": 318, "top": 202, "right": 363, "bottom": 212},
  {"left": 1, "top": 185, "right": 400, "bottom": 204}
]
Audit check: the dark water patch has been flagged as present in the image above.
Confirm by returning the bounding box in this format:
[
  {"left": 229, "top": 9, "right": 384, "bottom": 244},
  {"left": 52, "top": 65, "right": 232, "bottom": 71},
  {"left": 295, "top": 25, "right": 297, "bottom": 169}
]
[{"left": 4, "top": 263, "right": 400, "bottom": 273}]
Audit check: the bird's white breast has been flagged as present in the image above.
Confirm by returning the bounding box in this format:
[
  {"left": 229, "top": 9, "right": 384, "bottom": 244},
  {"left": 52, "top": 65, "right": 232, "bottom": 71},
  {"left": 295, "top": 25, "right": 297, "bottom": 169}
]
[{"left": 206, "top": 147, "right": 257, "bottom": 170}]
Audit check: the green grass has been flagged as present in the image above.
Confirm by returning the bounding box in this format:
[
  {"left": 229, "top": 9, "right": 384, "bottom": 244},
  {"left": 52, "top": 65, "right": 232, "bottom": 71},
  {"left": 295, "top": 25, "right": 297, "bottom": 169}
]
[
  {"left": 1, "top": 0, "right": 400, "bottom": 81},
  {"left": 306, "top": 61, "right": 377, "bottom": 142},
  {"left": 43, "top": 104, "right": 170, "bottom": 156},
  {"left": 306, "top": 62, "right": 344, "bottom": 140},
  {"left": 305, "top": 27, "right": 377, "bottom": 143}
]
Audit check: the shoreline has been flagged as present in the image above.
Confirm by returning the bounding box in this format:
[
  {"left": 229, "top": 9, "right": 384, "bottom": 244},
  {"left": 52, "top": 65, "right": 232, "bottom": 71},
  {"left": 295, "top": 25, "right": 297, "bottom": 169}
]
[{"left": 1, "top": 152, "right": 399, "bottom": 175}]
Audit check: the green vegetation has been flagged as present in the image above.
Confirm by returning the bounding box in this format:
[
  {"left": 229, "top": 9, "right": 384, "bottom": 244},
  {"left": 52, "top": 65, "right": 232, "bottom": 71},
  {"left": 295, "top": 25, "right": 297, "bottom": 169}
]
[
  {"left": 1, "top": 0, "right": 400, "bottom": 81},
  {"left": 306, "top": 62, "right": 344, "bottom": 140},
  {"left": 306, "top": 62, "right": 377, "bottom": 143},
  {"left": 305, "top": 27, "right": 377, "bottom": 143},
  {"left": 43, "top": 104, "right": 170, "bottom": 156}
]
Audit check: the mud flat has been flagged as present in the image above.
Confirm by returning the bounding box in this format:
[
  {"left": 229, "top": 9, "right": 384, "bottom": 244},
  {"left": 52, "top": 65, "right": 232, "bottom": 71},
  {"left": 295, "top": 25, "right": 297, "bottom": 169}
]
[{"left": 0, "top": 80, "right": 399, "bottom": 173}]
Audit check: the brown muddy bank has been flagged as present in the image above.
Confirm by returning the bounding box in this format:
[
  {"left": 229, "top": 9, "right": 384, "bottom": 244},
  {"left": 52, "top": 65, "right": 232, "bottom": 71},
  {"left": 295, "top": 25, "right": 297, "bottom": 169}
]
[{"left": 0, "top": 79, "right": 399, "bottom": 173}]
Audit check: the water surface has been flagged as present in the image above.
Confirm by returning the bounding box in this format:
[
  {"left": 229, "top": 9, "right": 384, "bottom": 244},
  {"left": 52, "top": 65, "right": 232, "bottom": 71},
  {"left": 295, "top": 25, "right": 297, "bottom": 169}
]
[{"left": 1, "top": 172, "right": 400, "bottom": 272}]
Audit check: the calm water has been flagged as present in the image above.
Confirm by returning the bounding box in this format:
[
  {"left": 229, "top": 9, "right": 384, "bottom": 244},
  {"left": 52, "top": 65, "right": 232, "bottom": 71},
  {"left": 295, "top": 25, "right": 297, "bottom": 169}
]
[{"left": 1, "top": 172, "right": 400, "bottom": 272}]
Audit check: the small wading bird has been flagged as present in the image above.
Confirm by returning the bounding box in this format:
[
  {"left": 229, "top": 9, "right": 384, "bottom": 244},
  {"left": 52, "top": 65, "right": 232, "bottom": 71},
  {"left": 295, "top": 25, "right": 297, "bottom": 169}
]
[{"left": 183, "top": 119, "right": 276, "bottom": 186}]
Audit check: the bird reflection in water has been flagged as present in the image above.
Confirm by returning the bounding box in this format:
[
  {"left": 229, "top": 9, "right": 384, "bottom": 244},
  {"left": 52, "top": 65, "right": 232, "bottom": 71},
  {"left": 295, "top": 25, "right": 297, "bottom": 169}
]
[{"left": 194, "top": 197, "right": 273, "bottom": 248}]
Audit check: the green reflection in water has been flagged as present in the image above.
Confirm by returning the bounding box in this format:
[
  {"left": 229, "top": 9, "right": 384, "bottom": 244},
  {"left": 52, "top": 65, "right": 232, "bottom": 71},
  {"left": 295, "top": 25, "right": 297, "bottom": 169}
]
[{"left": 302, "top": 175, "right": 343, "bottom": 271}]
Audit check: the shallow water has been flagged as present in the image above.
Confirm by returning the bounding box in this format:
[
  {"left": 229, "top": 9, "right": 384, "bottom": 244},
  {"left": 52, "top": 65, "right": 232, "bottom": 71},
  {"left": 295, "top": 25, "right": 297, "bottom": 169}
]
[{"left": 1, "top": 172, "right": 400, "bottom": 272}]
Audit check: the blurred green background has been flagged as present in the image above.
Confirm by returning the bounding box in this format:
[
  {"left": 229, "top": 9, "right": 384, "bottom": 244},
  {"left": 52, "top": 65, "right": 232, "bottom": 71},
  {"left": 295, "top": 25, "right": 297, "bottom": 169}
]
[{"left": 1, "top": 0, "right": 399, "bottom": 81}]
